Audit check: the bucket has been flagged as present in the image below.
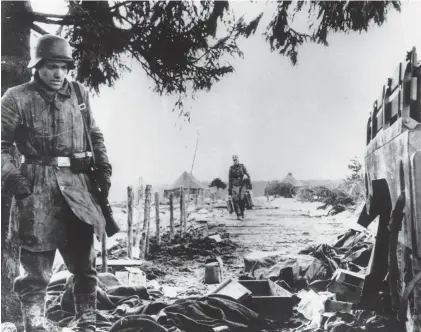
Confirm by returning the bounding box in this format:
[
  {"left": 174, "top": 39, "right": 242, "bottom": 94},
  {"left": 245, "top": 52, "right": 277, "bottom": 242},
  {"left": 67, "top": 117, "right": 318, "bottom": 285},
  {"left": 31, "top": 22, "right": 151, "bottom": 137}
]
[
  {"left": 245, "top": 190, "right": 254, "bottom": 209},
  {"left": 204, "top": 257, "right": 223, "bottom": 284}
]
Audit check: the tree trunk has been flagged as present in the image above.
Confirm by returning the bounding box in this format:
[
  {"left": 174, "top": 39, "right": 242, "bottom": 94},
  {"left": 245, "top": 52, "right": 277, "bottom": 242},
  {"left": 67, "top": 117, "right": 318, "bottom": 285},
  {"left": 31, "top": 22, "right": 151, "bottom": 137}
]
[{"left": 1, "top": 1, "right": 34, "bottom": 325}]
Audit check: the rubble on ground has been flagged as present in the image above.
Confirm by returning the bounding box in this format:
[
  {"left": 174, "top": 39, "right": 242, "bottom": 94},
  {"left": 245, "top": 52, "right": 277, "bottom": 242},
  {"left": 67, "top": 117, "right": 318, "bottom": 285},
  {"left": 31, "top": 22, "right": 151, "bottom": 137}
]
[{"left": 46, "top": 200, "right": 396, "bottom": 332}]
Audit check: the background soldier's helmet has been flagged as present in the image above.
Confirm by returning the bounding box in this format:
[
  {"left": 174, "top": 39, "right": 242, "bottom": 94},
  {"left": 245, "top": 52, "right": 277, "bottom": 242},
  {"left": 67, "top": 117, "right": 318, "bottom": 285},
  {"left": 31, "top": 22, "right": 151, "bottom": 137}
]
[{"left": 28, "top": 34, "right": 74, "bottom": 69}]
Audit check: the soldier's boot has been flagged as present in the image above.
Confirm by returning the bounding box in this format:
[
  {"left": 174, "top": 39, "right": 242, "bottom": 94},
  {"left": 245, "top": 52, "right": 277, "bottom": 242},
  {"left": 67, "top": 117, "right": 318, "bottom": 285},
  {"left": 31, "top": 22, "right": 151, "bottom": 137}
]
[
  {"left": 239, "top": 201, "right": 245, "bottom": 219},
  {"left": 69, "top": 292, "right": 97, "bottom": 332},
  {"left": 21, "top": 302, "right": 46, "bottom": 332}
]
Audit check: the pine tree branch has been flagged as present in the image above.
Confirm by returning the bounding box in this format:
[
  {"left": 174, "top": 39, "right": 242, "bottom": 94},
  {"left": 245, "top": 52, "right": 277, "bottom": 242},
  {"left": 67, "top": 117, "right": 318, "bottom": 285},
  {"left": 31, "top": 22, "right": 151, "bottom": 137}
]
[
  {"left": 109, "top": 1, "right": 131, "bottom": 12},
  {"left": 31, "top": 11, "right": 86, "bottom": 25},
  {"left": 32, "top": 11, "right": 75, "bottom": 19},
  {"left": 31, "top": 23, "right": 49, "bottom": 35}
]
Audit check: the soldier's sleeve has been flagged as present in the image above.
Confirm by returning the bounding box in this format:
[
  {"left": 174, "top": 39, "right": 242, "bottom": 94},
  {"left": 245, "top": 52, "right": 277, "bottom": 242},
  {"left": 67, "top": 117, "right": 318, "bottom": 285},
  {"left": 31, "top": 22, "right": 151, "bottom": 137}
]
[
  {"left": 242, "top": 164, "right": 250, "bottom": 179},
  {"left": 228, "top": 167, "right": 233, "bottom": 190},
  {"left": 1, "top": 89, "right": 32, "bottom": 197},
  {"left": 82, "top": 85, "right": 112, "bottom": 180}
]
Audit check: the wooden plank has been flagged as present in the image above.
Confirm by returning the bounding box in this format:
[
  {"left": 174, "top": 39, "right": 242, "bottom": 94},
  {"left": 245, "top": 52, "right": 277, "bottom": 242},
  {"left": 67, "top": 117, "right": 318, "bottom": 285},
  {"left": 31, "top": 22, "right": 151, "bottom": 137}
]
[
  {"left": 389, "top": 62, "right": 403, "bottom": 92},
  {"left": 96, "top": 258, "right": 144, "bottom": 268},
  {"left": 376, "top": 109, "right": 384, "bottom": 131},
  {"left": 180, "top": 186, "right": 184, "bottom": 238},
  {"left": 140, "top": 185, "right": 152, "bottom": 259},
  {"left": 155, "top": 192, "right": 161, "bottom": 245},
  {"left": 127, "top": 186, "right": 134, "bottom": 259},
  {"left": 169, "top": 193, "right": 174, "bottom": 240},
  {"left": 411, "top": 150, "right": 421, "bottom": 257}
]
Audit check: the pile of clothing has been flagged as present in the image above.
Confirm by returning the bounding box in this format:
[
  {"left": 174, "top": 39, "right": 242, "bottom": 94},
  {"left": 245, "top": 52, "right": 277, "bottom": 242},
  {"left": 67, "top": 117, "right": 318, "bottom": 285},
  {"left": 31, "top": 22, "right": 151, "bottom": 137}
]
[
  {"left": 247, "top": 228, "right": 374, "bottom": 292},
  {"left": 46, "top": 271, "right": 271, "bottom": 332}
]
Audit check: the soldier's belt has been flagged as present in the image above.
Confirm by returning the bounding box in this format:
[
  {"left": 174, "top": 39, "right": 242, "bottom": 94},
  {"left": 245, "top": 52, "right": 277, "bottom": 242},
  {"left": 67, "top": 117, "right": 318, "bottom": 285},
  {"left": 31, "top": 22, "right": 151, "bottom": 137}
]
[{"left": 21, "top": 152, "right": 92, "bottom": 167}]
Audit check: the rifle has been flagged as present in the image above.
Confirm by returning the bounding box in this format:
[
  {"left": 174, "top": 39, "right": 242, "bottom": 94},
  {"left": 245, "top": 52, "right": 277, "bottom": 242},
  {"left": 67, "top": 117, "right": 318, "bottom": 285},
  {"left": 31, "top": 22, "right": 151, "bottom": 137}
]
[
  {"left": 87, "top": 166, "right": 120, "bottom": 237},
  {"left": 72, "top": 82, "right": 120, "bottom": 237}
]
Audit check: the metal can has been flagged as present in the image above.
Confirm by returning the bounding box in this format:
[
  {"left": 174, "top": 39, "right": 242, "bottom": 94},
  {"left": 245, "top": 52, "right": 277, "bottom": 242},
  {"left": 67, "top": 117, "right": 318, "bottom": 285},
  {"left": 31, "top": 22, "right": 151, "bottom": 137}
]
[
  {"left": 227, "top": 196, "right": 234, "bottom": 214},
  {"left": 245, "top": 190, "right": 254, "bottom": 209}
]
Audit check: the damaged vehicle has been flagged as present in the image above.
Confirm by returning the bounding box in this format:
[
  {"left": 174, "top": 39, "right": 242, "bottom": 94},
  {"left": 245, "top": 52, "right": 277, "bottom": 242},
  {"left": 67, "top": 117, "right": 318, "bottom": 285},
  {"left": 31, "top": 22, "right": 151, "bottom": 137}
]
[{"left": 359, "top": 47, "right": 421, "bottom": 331}]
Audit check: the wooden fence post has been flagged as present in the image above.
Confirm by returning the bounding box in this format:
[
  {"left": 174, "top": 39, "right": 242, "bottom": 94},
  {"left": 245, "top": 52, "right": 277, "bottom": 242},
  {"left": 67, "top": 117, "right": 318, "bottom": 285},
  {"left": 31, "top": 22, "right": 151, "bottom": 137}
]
[
  {"left": 134, "top": 185, "right": 143, "bottom": 249},
  {"left": 137, "top": 176, "right": 144, "bottom": 206},
  {"left": 180, "top": 186, "right": 184, "bottom": 238},
  {"left": 101, "top": 233, "right": 107, "bottom": 272},
  {"left": 141, "top": 185, "right": 152, "bottom": 259},
  {"left": 183, "top": 190, "right": 187, "bottom": 235},
  {"left": 127, "top": 186, "right": 134, "bottom": 259},
  {"left": 155, "top": 192, "right": 161, "bottom": 245},
  {"left": 169, "top": 193, "right": 174, "bottom": 241}
]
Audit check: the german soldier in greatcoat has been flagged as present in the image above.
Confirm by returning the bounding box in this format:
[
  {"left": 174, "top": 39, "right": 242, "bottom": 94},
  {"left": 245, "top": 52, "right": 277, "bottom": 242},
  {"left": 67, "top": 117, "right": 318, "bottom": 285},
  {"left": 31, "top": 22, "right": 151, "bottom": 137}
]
[
  {"left": 1, "top": 34, "right": 112, "bottom": 331},
  {"left": 228, "top": 155, "right": 251, "bottom": 220}
]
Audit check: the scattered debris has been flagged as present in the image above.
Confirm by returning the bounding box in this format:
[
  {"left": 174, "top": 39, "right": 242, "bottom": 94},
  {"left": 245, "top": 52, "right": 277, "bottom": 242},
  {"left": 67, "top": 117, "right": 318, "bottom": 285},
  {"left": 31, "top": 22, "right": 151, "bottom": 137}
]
[
  {"left": 204, "top": 257, "right": 224, "bottom": 284},
  {"left": 327, "top": 269, "right": 365, "bottom": 303},
  {"left": 207, "top": 278, "right": 252, "bottom": 302},
  {"left": 208, "top": 234, "right": 222, "bottom": 243},
  {"left": 238, "top": 279, "right": 296, "bottom": 319}
]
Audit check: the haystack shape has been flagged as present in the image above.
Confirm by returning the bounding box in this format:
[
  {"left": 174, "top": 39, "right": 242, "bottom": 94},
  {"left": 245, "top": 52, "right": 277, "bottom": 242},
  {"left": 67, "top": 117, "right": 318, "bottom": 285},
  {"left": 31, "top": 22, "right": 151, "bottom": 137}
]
[
  {"left": 281, "top": 172, "right": 297, "bottom": 186},
  {"left": 164, "top": 171, "right": 208, "bottom": 199}
]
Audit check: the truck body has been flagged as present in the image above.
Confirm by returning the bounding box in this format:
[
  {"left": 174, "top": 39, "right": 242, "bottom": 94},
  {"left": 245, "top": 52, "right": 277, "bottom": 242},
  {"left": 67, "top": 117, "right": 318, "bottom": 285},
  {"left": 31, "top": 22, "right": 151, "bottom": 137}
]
[{"left": 361, "top": 48, "right": 421, "bottom": 331}]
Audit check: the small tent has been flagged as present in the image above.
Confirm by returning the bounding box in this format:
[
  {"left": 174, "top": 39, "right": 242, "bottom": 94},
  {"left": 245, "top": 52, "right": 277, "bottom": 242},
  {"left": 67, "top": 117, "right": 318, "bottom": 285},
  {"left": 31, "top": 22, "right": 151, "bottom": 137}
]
[
  {"left": 281, "top": 172, "right": 297, "bottom": 186},
  {"left": 164, "top": 171, "right": 208, "bottom": 199},
  {"left": 281, "top": 172, "right": 306, "bottom": 189}
]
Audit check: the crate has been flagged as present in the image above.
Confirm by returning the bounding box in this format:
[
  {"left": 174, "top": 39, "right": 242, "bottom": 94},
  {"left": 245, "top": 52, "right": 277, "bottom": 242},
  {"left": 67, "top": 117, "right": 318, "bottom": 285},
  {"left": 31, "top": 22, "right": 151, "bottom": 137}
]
[
  {"left": 207, "top": 278, "right": 252, "bottom": 302},
  {"left": 238, "top": 280, "right": 294, "bottom": 319},
  {"left": 327, "top": 269, "right": 365, "bottom": 303}
]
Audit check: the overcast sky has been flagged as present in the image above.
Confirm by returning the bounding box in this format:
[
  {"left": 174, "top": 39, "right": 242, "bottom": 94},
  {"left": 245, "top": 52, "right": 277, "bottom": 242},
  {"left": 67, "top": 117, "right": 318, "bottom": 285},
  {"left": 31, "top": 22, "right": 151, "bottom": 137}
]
[{"left": 30, "top": 1, "right": 421, "bottom": 201}]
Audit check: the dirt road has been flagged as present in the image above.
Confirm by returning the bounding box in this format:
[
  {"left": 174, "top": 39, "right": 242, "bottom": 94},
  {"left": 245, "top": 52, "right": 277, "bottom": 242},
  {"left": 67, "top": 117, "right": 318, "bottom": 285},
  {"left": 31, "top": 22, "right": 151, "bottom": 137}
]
[
  {"left": 224, "top": 198, "right": 352, "bottom": 256},
  {"left": 149, "top": 197, "right": 358, "bottom": 299}
]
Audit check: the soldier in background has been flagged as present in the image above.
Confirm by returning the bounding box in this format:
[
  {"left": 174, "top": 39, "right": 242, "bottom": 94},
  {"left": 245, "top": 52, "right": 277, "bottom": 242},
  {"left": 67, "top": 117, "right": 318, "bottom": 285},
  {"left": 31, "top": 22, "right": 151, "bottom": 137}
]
[
  {"left": 1, "top": 34, "right": 112, "bottom": 331},
  {"left": 228, "top": 155, "right": 251, "bottom": 220}
]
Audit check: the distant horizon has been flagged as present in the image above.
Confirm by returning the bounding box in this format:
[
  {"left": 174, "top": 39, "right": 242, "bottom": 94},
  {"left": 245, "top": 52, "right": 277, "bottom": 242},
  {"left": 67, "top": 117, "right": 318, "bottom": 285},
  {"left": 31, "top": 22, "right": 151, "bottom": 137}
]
[{"left": 108, "top": 176, "right": 344, "bottom": 201}]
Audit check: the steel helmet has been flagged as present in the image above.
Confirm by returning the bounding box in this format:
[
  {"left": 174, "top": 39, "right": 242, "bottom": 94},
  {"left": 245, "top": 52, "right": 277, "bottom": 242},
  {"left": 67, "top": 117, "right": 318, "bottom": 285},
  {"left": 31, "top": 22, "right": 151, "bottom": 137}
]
[{"left": 28, "top": 34, "right": 74, "bottom": 69}]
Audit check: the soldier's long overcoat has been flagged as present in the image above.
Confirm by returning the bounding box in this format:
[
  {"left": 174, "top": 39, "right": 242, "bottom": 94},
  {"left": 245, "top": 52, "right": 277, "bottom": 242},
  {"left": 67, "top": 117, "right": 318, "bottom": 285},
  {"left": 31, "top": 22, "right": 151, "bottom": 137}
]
[{"left": 1, "top": 75, "right": 111, "bottom": 252}]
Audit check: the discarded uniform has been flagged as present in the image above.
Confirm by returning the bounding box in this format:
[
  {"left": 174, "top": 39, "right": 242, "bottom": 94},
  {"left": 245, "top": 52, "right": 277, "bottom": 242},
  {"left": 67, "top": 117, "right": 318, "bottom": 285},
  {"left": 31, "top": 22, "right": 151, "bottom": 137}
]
[
  {"left": 228, "top": 155, "right": 252, "bottom": 220},
  {"left": 1, "top": 34, "right": 112, "bottom": 332}
]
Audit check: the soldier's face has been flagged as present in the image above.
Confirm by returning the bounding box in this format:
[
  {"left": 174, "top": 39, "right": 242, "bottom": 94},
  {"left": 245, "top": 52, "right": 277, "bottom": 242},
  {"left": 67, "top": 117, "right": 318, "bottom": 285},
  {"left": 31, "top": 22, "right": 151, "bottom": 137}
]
[
  {"left": 233, "top": 158, "right": 239, "bottom": 164},
  {"left": 38, "top": 60, "right": 69, "bottom": 91}
]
